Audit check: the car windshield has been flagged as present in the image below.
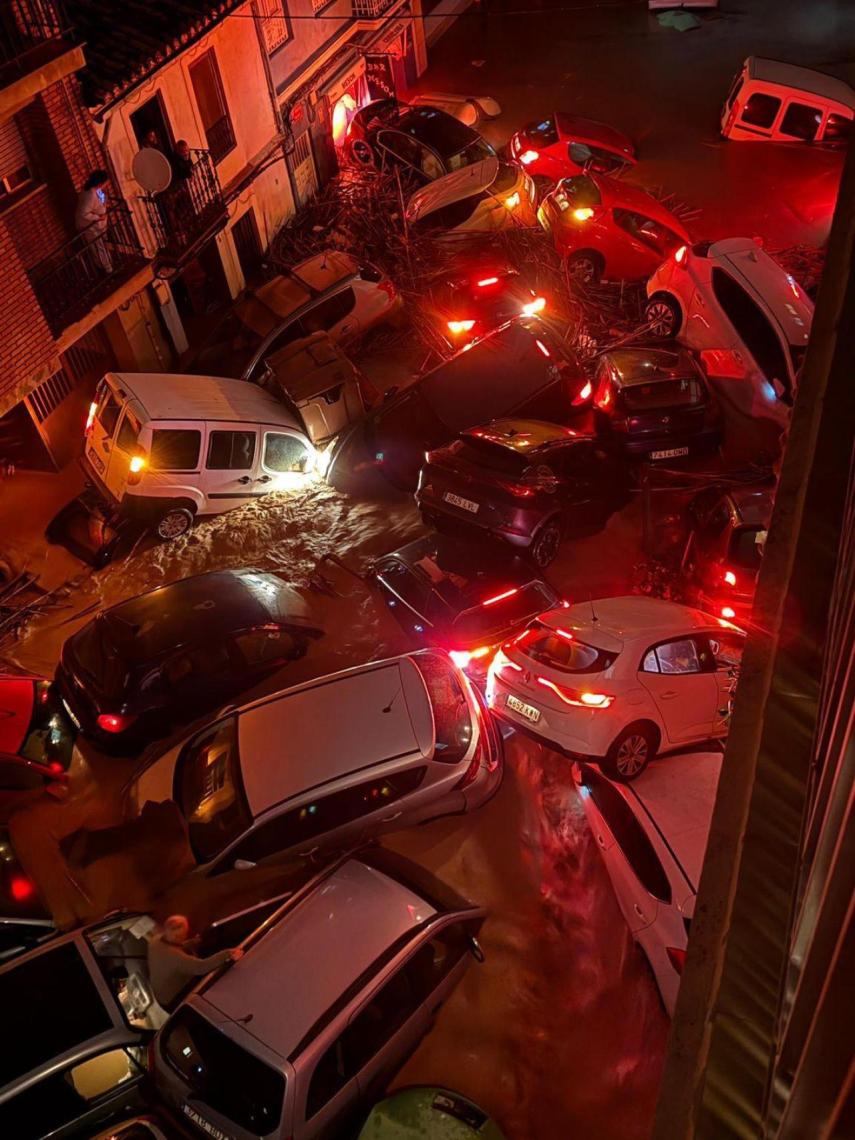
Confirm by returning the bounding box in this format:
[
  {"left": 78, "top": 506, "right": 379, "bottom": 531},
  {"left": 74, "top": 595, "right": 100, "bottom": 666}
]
[
  {"left": 555, "top": 174, "right": 601, "bottom": 209},
  {"left": 160, "top": 1007, "right": 285, "bottom": 1135},
  {"left": 519, "top": 622, "right": 618, "bottom": 674},
  {"left": 621, "top": 376, "right": 703, "bottom": 411},
  {"left": 176, "top": 718, "right": 253, "bottom": 864},
  {"left": 412, "top": 653, "right": 473, "bottom": 765},
  {"left": 453, "top": 582, "right": 559, "bottom": 643},
  {"left": 17, "top": 681, "right": 76, "bottom": 769},
  {"left": 454, "top": 437, "right": 528, "bottom": 475},
  {"left": 728, "top": 525, "right": 766, "bottom": 570},
  {"left": 86, "top": 916, "right": 164, "bottom": 1032},
  {"left": 446, "top": 136, "right": 496, "bottom": 171},
  {"left": 523, "top": 118, "right": 559, "bottom": 146},
  {"left": 69, "top": 617, "right": 129, "bottom": 702}
]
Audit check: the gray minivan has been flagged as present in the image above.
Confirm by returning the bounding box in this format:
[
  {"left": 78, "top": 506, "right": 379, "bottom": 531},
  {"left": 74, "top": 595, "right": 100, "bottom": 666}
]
[{"left": 153, "top": 848, "right": 486, "bottom": 1140}]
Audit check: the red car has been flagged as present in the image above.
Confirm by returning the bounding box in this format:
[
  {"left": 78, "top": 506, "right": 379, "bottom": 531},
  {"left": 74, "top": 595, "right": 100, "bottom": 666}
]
[
  {"left": 0, "top": 676, "right": 75, "bottom": 804},
  {"left": 537, "top": 173, "right": 690, "bottom": 284},
  {"left": 510, "top": 113, "right": 636, "bottom": 182}
]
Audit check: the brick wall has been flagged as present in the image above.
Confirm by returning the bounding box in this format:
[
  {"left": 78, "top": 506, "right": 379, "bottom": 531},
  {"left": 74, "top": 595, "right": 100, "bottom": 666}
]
[
  {"left": 41, "top": 75, "right": 107, "bottom": 193},
  {"left": 2, "top": 184, "right": 68, "bottom": 270},
  {"left": 0, "top": 219, "right": 58, "bottom": 417}
]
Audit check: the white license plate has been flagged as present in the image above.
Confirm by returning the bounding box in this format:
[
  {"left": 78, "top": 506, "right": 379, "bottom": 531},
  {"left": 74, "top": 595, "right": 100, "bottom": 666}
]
[
  {"left": 507, "top": 693, "right": 541, "bottom": 723},
  {"left": 87, "top": 447, "right": 106, "bottom": 474},
  {"left": 650, "top": 446, "right": 689, "bottom": 460},
  {"left": 444, "top": 491, "right": 479, "bottom": 513},
  {"left": 61, "top": 698, "right": 80, "bottom": 730}
]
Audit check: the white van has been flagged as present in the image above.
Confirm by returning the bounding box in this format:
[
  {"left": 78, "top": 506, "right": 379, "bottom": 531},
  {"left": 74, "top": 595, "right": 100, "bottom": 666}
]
[
  {"left": 82, "top": 372, "right": 317, "bottom": 540},
  {"left": 722, "top": 57, "right": 854, "bottom": 144}
]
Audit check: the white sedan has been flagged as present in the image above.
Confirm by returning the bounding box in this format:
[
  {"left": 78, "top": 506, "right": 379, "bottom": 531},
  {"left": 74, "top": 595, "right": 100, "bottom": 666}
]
[{"left": 486, "top": 596, "right": 743, "bottom": 781}]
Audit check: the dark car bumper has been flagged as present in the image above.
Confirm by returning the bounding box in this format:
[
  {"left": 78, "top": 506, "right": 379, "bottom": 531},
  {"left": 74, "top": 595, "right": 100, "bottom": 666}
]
[
  {"left": 618, "top": 424, "right": 720, "bottom": 460},
  {"left": 416, "top": 484, "right": 541, "bottom": 549}
]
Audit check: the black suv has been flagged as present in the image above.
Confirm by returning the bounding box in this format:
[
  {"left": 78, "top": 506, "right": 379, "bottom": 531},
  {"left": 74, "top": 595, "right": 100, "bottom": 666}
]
[
  {"left": 56, "top": 570, "right": 324, "bottom": 751},
  {"left": 416, "top": 419, "right": 630, "bottom": 568},
  {"left": 368, "top": 533, "right": 561, "bottom": 677},
  {"left": 591, "top": 344, "right": 719, "bottom": 460}
]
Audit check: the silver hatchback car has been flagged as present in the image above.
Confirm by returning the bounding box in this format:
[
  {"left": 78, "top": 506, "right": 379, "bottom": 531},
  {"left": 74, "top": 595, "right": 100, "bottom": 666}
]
[{"left": 153, "top": 848, "right": 486, "bottom": 1140}]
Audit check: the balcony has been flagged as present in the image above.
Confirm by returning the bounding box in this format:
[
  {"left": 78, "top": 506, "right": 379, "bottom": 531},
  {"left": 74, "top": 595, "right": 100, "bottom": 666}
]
[
  {"left": 352, "top": 0, "right": 396, "bottom": 15},
  {"left": 0, "top": 0, "right": 84, "bottom": 117},
  {"left": 27, "top": 204, "right": 148, "bottom": 335},
  {"left": 141, "top": 148, "right": 228, "bottom": 265}
]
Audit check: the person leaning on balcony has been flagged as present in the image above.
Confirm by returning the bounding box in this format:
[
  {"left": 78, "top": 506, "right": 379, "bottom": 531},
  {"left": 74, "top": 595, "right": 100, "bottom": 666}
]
[
  {"left": 171, "top": 140, "right": 194, "bottom": 181},
  {"left": 75, "top": 169, "right": 112, "bottom": 273}
]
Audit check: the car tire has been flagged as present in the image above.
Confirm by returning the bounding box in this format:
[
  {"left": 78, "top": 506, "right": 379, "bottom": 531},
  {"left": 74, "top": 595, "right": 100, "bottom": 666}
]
[
  {"left": 601, "top": 722, "right": 658, "bottom": 783},
  {"left": 155, "top": 506, "right": 194, "bottom": 542},
  {"left": 566, "top": 251, "right": 603, "bottom": 287},
  {"left": 349, "top": 138, "right": 376, "bottom": 168},
  {"left": 529, "top": 518, "right": 562, "bottom": 569},
  {"left": 645, "top": 293, "right": 681, "bottom": 338}
]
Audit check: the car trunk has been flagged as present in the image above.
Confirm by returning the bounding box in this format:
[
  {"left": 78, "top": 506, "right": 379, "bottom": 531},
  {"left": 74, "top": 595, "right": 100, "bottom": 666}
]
[{"left": 421, "top": 444, "right": 531, "bottom": 531}]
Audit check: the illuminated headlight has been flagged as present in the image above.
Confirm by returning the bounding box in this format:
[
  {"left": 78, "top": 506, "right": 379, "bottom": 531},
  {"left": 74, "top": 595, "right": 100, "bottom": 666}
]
[{"left": 504, "top": 192, "right": 521, "bottom": 210}]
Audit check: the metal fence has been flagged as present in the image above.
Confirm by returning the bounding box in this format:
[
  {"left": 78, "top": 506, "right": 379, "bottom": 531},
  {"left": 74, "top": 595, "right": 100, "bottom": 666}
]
[
  {"left": 0, "top": 0, "right": 70, "bottom": 69},
  {"left": 142, "top": 148, "right": 226, "bottom": 260}
]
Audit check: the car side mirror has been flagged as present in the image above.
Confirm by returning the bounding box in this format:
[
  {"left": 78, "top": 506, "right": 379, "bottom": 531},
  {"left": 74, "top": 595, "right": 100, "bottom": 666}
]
[{"left": 233, "top": 858, "right": 256, "bottom": 871}]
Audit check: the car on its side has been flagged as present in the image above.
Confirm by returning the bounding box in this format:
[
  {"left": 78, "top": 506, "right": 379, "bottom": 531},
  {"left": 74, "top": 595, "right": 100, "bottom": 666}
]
[
  {"left": 645, "top": 238, "right": 813, "bottom": 437},
  {"left": 124, "top": 649, "right": 502, "bottom": 877},
  {"left": 573, "top": 751, "right": 722, "bottom": 1015},
  {"left": 405, "top": 159, "right": 538, "bottom": 240},
  {"left": 590, "top": 344, "right": 720, "bottom": 461},
  {"left": 152, "top": 848, "right": 486, "bottom": 1140},
  {"left": 360, "top": 1087, "right": 506, "bottom": 1139},
  {"left": 55, "top": 570, "right": 324, "bottom": 752},
  {"left": 538, "top": 173, "right": 690, "bottom": 284},
  {"left": 486, "top": 596, "right": 744, "bottom": 781},
  {"left": 368, "top": 533, "right": 562, "bottom": 676},
  {"left": 0, "top": 675, "right": 76, "bottom": 801},
  {"left": 417, "top": 420, "right": 630, "bottom": 569},
  {"left": 680, "top": 483, "right": 773, "bottom": 624},
  {"left": 188, "top": 250, "right": 400, "bottom": 383},
  {"left": 424, "top": 255, "right": 547, "bottom": 348},
  {"left": 344, "top": 98, "right": 496, "bottom": 182},
  {"left": 510, "top": 112, "right": 636, "bottom": 181},
  {"left": 330, "top": 319, "right": 591, "bottom": 492}
]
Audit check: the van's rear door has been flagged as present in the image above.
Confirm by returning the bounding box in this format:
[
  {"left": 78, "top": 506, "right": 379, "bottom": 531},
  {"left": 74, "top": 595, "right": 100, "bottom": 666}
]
[
  {"left": 102, "top": 405, "right": 143, "bottom": 502},
  {"left": 84, "top": 376, "right": 124, "bottom": 489}
]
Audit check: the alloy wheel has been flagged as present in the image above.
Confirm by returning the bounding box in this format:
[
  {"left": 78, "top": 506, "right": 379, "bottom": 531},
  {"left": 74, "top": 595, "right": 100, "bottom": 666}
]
[
  {"left": 568, "top": 257, "right": 597, "bottom": 285},
  {"left": 157, "top": 510, "right": 191, "bottom": 540},
  {"left": 616, "top": 733, "right": 649, "bottom": 778},
  {"left": 646, "top": 300, "right": 676, "bottom": 337}
]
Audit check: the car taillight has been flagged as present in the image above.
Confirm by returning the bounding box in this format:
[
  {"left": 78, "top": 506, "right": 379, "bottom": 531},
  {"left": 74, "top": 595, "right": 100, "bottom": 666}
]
[
  {"left": 572, "top": 380, "right": 592, "bottom": 406},
  {"left": 456, "top": 729, "right": 486, "bottom": 790},
  {"left": 10, "top": 874, "right": 35, "bottom": 902},
  {"left": 674, "top": 245, "right": 688, "bottom": 265},
  {"left": 573, "top": 207, "right": 594, "bottom": 222},
  {"left": 666, "top": 946, "right": 687, "bottom": 974},
  {"left": 722, "top": 569, "right": 737, "bottom": 587},
  {"left": 721, "top": 606, "right": 736, "bottom": 620},
  {"left": 519, "top": 149, "right": 539, "bottom": 165},
  {"left": 449, "top": 645, "right": 491, "bottom": 669},
  {"left": 483, "top": 587, "right": 519, "bottom": 607},
  {"left": 536, "top": 676, "right": 613, "bottom": 708},
  {"left": 535, "top": 339, "right": 551, "bottom": 358},
  {"left": 84, "top": 401, "right": 97, "bottom": 435},
  {"left": 498, "top": 479, "right": 537, "bottom": 498},
  {"left": 476, "top": 276, "right": 500, "bottom": 287},
  {"left": 448, "top": 319, "right": 476, "bottom": 335},
  {"left": 522, "top": 296, "right": 546, "bottom": 317},
  {"left": 96, "top": 712, "right": 138, "bottom": 734}
]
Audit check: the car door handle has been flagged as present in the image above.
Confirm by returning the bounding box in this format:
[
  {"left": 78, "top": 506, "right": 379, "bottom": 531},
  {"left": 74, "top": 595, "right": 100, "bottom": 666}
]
[
  {"left": 236, "top": 475, "right": 251, "bottom": 485},
  {"left": 597, "top": 833, "right": 607, "bottom": 848},
  {"left": 382, "top": 811, "right": 403, "bottom": 823},
  {"left": 299, "top": 845, "right": 320, "bottom": 858},
  {"left": 660, "top": 690, "right": 678, "bottom": 699},
  {"left": 633, "top": 904, "right": 645, "bottom": 918},
  {"left": 255, "top": 475, "right": 272, "bottom": 484}
]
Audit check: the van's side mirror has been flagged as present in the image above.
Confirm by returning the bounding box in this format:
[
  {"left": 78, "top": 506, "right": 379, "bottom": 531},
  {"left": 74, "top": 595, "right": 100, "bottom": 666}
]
[{"left": 234, "top": 859, "right": 256, "bottom": 871}]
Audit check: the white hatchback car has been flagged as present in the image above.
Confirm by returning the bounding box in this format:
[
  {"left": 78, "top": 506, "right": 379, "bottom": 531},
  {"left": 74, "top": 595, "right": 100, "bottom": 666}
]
[
  {"left": 405, "top": 157, "right": 538, "bottom": 238},
  {"left": 125, "top": 649, "right": 502, "bottom": 875},
  {"left": 573, "top": 751, "right": 721, "bottom": 1015},
  {"left": 486, "top": 596, "right": 743, "bottom": 781},
  {"left": 645, "top": 238, "right": 813, "bottom": 438}
]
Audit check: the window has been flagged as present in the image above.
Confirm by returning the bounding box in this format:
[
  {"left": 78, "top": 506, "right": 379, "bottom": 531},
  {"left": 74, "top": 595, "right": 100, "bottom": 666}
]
[
  {"left": 582, "top": 767, "right": 671, "bottom": 902},
  {"left": 378, "top": 562, "right": 430, "bottom": 614},
  {"left": 525, "top": 118, "right": 559, "bottom": 146},
  {"left": 0, "top": 118, "right": 35, "bottom": 207},
  {"left": 621, "top": 376, "right": 703, "bottom": 411},
  {"left": 378, "top": 130, "right": 425, "bottom": 171},
  {"left": 231, "top": 626, "right": 303, "bottom": 668},
  {"left": 263, "top": 432, "right": 311, "bottom": 473},
  {"left": 162, "top": 642, "right": 232, "bottom": 688},
  {"left": 824, "top": 113, "right": 852, "bottom": 142},
  {"left": 257, "top": 0, "right": 289, "bottom": 53},
  {"left": 189, "top": 51, "right": 236, "bottom": 163},
  {"left": 739, "top": 93, "right": 781, "bottom": 129},
  {"left": 161, "top": 1007, "right": 285, "bottom": 1134},
  {"left": 17, "top": 680, "right": 76, "bottom": 770},
  {"left": 707, "top": 632, "right": 744, "bottom": 670},
  {"left": 725, "top": 75, "right": 744, "bottom": 110},
  {"left": 306, "top": 1038, "right": 349, "bottom": 1119},
  {"left": 710, "top": 269, "right": 791, "bottom": 398},
  {"left": 728, "top": 525, "right": 766, "bottom": 570},
  {"left": 149, "top": 429, "right": 201, "bottom": 471},
  {"left": 303, "top": 288, "right": 356, "bottom": 333},
  {"left": 206, "top": 430, "right": 256, "bottom": 470},
  {"left": 652, "top": 638, "right": 701, "bottom": 675},
  {"left": 779, "top": 101, "right": 822, "bottom": 141},
  {"left": 95, "top": 387, "right": 122, "bottom": 437},
  {"left": 452, "top": 582, "right": 559, "bottom": 644},
  {"left": 116, "top": 414, "right": 140, "bottom": 454},
  {"left": 613, "top": 209, "right": 683, "bottom": 257},
  {"left": 520, "top": 624, "right": 616, "bottom": 675},
  {"left": 445, "top": 136, "right": 496, "bottom": 172},
  {"left": 412, "top": 653, "right": 472, "bottom": 764},
  {"left": 176, "top": 718, "right": 252, "bottom": 863},
  {"left": 413, "top": 194, "right": 485, "bottom": 233}
]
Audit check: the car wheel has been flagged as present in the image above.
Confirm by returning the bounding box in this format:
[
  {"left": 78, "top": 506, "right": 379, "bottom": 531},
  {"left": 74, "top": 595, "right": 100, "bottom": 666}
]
[
  {"left": 349, "top": 138, "right": 376, "bottom": 168},
  {"left": 602, "top": 723, "right": 658, "bottom": 782},
  {"left": 155, "top": 507, "right": 194, "bottom": 541},
  {"left": 530, "top": 519, "right": 562, "bottom": 569},
  {"left": 567, "top": 252, "right": 603, "bottom": 286},
  {"left": 645, "top": 293, "right": 681, "bottom": 338}
]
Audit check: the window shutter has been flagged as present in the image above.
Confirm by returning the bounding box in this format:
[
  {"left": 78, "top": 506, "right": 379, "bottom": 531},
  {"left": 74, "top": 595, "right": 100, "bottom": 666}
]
[
  {"left": 0, "top": 118, "right": 28, "bottom": 180},
  {"left": 257, "top": 0, "right": 288, "bottom": 53}
]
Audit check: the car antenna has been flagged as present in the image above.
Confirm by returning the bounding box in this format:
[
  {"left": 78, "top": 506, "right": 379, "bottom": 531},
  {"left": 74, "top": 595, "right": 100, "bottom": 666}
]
[{"left": 589, "top": 595, "right": 598, "bottom": 623}]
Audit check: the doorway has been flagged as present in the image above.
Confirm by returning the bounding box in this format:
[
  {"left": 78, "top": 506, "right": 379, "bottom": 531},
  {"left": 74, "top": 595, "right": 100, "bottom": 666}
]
[
  {"left": 232, "top": 208, "right": 264, "bottom": 285},
  {"left": 129, "top": 94, "right": 175, "bottom": 154}
]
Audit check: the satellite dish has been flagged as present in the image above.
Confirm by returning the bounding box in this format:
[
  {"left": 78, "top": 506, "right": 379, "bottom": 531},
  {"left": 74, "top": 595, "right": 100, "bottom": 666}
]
[{"left": 132, "top": 147, "right": 173, "bottom": 193}]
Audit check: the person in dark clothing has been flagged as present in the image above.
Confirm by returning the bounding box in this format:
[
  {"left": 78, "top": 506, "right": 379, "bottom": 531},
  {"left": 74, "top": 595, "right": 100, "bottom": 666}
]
[{"left": 171, "top": 139, "right": 194, "bottom": 181}]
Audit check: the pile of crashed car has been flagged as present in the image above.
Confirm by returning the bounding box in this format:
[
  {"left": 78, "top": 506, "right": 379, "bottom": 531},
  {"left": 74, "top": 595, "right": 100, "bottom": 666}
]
[{"left": 1, "top": 52, "right": 846, "bottom": 1140}]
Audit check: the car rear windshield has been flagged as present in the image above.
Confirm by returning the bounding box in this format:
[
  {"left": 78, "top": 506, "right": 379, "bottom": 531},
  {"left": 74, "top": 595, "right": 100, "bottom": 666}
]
[
  {"left": 412, "top": 652, "right": 473, "bottom": 765},
  {"left": 453, "top": 582, "right": 559, "bottom": 643},
  {"left": 176, "top": 717, "right": 253, "bottom": 864},
  {"left": 69, "top": 617, "right": 129, "bottom": 702},
  {"left": 452, "top": 437, "right": 528, "bottom": 476},
  {"left": 520, "top": 623, "right": 617, "bottom": 674},
  {"left": 446, "top": 137, "right": 496, "bottom": 171},
  {"left": 160, "top": 1006, "right": 285, "bottom": 1135},
  {"left": 728, "top": 525, "right": 765, "bottom": 570},
  {"left": 18, "top": 681, "right": 76, "bottom": 769},
  {"left": 0, "top": 942, "right": 112, "bottom": 1086},
  {"left": 557, "top": 174, "right": 601, "bottom": 208},
  {"left": 524, "top": 118, "right": 559, "bottom": 146},
  {"left": 621, "top": 376, "right": 703, "bottom": 411}
]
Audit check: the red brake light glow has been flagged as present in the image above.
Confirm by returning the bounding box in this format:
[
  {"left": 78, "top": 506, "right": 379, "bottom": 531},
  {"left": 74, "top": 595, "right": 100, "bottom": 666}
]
[
  {"left": 573, "top": 207, "right": 594, "bottom": 222},
  {"left": 85, "top": 401, "right": 97, "bottom": 434},
  {"left": 449, "top": 646, "right": 491, "bottom": 669},
  {"left": 522, "top": 296, "right": 547, "bottom": 317},
  {"left": 96, "top": 712, "right": 136, "bottom": 734},
  {"left": 721, "top": 606, "right": 736, "bottom": 620},
  {"left": 477, "top": 276, "right": 500, "bottom": 287},
  {"left": 553, "top": 628, "right": 574, "bottom": 642},
  {"left": 536, "top": 676, "right": 613, "bottom": 708},
  {"left": 723, "top": 569, "right": 737, "bottom": 586},
  {"left": 666, "top": 946, "right": 688, "bottom": 973},
  {"left": 483, "top": 587, "right": 519, "bottom": 607},
  {"left": 448, "top": 319, "right": 476, "bottom": 335},
  {"left": 10, "top": 875, "right": 35, "bottom": 901},
  {"left": 674, "top": 245, "right": 688, "bottom": 265},
  {"left": 519, "top": 149, "right": 539, "bottom": 165},
  {"left": 573, "top": 381, "right": 592, "bottom": 405},
  {"left": 535, "top": 339, "right": 551, "bottom": 358}
]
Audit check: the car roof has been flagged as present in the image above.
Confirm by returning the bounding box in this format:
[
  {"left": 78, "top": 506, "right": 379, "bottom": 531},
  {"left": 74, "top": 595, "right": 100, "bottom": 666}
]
[
  {"left": 705, "top": 239, "right": 814, "bottom": 346},
  {"left": 727, "top": 485, "right": 774, "bottom": 526},
  {"left": 396, "top": 104, "right": 482, "bottom": 155},
  {"left": 554, "top": 112, "right": 635, "bottom": 156},
  {"left": 200, "top": 857, "right": 437, "bottom": 1061},
  {"left": 589, "top": 174, "right": 690, "bottom": 236},
  {"left": 237, "top": 657, "right": 433, "bottom": 816},
  {"left": 747, "top": 56, "right": 855, "bottom": 109},
  {"left": 406, "top": 157, "right": 501, "bottom": 221},
  {"left": 0, "top": 678, "right": 34, "bottom": 755},
  {"left": 602, "top": 346, "right": 699, "bottom": 386},
  {"left": 465, "top": 418, "right": 580, "bottom": 452},
  {"left": 382, "top": 534, "right": 546, "bottom": 605},
  {"left": 236, "top": 252, "right": 357, "bottom": 336},
  {"left": 83, "top": 571, "right": 306, "bottom": 665},
  {"left": 541, "top": 595, "right": 717, "bottom": 652},
  {"left": 106, "top": 372, "right": 305, "bottom": 431},
  {"left": 626, "top": 751, "right": 722, "bottom": 892}
]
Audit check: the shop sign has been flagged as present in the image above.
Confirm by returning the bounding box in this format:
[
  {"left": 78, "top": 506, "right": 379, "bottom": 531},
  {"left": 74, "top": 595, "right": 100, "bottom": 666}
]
[{"left": 365, "top": 54, "right": 396, "bottom": 101}]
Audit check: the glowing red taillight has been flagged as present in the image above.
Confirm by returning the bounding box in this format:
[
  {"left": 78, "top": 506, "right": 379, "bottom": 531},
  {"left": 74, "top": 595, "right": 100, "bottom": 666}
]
[
  {"left": 84, "top": 401, "right": 97, "bottom": 435},
  {"left": 449, "top": 646, "right": 491, "bottom": 669},
  {"left": 522, "top": 296, "right": 546, "bottom": 317},
  {"left": 497, "top": 479, "right": 537, "bottom": 498},
  {"left": 448, "top": 319, "right": 476, "bottom": 335},
  {"left": 674, "top": 245, "right": 688, "bottom": 265},
  {"left": 476, "top": 276, "right": 500, "bottom": 287},
  {"left": 535, "top": 339, "right": 551, "bottom": 358},
  {"left": 483, "top": 587, "right": 519, "bottom": 607},
  {"left": 536, "top": 676, "right": 613, "bottom": 708},
  {"left": 666, "top": 946, "right": 688, "bottom": 974},
  {"left": 721, "top": 606, "right": 736, "bottom": 620},
  {"left": 573, "top": 381, "right": 592, "bottom": 406},
  {"left": 10, "top": 874, "right": 35, "bottom": 901},
  {"left": 723, "top": 569, "right": 737, "bottom": 587},
  {"left": 96, "top": 712, "right": 137, "bottom": 734}
]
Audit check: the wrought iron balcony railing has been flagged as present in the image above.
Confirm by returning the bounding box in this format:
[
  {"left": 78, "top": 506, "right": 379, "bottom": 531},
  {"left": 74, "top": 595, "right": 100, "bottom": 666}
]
[
  {"left": 27, "top": 203, "right": 147, "bottom": 335},
  {"left": 0, "top": 0, "right": 72, "bottom": 71},
  {"left": 352, "top": 0, "right": 396, "bottom": 16},
  {"left": 142, "top": 148, "right": 227, "bottom": 262}
]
